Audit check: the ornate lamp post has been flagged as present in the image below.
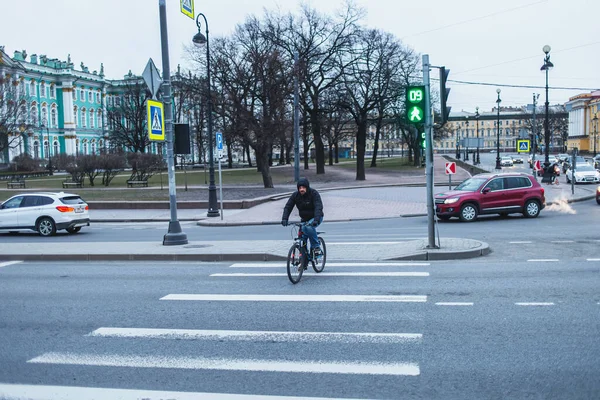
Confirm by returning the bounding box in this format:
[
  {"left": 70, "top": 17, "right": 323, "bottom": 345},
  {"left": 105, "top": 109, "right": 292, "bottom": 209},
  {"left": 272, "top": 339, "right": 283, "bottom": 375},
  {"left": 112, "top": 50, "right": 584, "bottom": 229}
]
[
  {"left": 455, "top": 126, "right": 460, "bottom": 159},
  {"left": 193, "top": 13, "right": 219, "bottom": 217},
  {"left": 540, "top": 45, "right": 554, "bottom": 168},
  {"left": 464, "top": 116, "right": 469, "bottom": 161},
  {"left": 475, "top": 106, "right": 480, "bottom": 165},
  {"left": 495, "top": 89, "right": 502, "bottom": 170}
]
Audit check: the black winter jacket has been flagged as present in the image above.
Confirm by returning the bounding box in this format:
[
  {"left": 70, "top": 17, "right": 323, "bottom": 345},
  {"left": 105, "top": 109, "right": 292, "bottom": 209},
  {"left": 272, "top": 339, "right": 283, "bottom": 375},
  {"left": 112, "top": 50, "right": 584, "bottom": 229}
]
[{"left": 282, "top": 185, "right": 324, "bottom": 222}]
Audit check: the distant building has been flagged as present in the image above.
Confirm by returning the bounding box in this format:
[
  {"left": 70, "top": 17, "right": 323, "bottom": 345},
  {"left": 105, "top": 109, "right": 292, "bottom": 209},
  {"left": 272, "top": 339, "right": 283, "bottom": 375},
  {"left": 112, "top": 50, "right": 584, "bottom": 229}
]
[{"left": 565, "top": 91, "right": 600, "bottom": 154}]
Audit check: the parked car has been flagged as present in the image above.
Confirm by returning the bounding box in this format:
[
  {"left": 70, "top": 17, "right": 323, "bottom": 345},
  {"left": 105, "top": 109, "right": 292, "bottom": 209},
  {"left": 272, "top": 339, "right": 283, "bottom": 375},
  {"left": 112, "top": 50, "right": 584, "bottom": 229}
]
[
  {"left": 593, "top": 154, "right": 600, "bottom": 169},
  {"left": 0, "top": 192, "right": 89, "bottom": 236},
  {"left": 500, "top": 156, "right": 513, "bottom": 167},
  {"left": 557, "top": 153, "right": 570, "bottom": 162},
  {"left": 510, "top": 155, "right": 524, "bottom": 164},
  {"left": 597, "top": 185, "right": 600, "bottom": 205},
  {"left": 435, "top": 172, "right": 545, "bottom": 222},
  {"left": 565, "top": 165, "right": 600, "bottom": 184}
]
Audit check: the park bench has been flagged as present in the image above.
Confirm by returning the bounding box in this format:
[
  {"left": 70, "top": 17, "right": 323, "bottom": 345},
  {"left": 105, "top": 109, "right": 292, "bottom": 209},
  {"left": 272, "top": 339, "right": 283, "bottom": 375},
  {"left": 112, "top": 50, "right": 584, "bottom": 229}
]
[
  {"left": 62, "top": 179, "right": 83, "bottom": 189},
  {"left": 127, "top": 180, "right": 149, "bottom": 188},
  {"left": 6, "top": 180, "right": 26, "bottom": 189}
]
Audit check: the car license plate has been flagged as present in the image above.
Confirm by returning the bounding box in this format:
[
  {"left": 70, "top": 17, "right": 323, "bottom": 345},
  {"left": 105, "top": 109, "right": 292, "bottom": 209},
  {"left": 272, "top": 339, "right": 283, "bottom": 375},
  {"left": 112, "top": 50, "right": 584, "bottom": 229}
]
[{"left": 75, "top": 207, "right": 84, "bottom": 213}]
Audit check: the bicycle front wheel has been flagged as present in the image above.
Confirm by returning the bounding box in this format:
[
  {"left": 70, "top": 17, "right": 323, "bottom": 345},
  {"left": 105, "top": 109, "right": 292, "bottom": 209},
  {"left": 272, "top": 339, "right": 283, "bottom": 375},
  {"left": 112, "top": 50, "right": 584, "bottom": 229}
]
[
  {"left": 312, "top": 237, "right": 327, "bottom": 273},
  {"left": 287, "top": 244, "right": 305, "bottom": 284}
]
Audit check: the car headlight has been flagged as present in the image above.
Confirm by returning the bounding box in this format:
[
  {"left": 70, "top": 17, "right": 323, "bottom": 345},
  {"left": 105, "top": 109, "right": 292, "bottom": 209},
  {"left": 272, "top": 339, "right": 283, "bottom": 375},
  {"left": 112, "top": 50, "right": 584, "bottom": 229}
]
[{"left": 444, "top": 197, "right": 460, "bottom": 204}]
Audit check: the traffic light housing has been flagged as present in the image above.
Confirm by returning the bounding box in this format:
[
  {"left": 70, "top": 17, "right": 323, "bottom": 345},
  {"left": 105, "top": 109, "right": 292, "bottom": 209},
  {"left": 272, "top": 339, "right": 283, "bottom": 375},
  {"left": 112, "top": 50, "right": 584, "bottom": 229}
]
[
  {"left": 406, "top": 86, "right": 426, "bottom": 125},
  {"left": 419, "top": 130, "right": 426, "bottom": 149},
  {"left": 440, "top": 67, "right": 451, "bottom": 125}
]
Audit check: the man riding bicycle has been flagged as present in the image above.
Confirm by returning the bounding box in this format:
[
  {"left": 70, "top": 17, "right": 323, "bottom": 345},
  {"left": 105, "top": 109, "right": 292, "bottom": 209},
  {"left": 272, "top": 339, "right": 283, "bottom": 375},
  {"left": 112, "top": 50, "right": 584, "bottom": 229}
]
[{"left": 281, "top": 177, "right": 324, "bottom": 256}]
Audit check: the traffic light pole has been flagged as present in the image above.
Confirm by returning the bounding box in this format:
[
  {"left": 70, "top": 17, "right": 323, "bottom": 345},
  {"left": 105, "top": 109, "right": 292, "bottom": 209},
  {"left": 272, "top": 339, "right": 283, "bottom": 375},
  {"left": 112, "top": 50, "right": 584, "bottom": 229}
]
[{"left": 422, "top": 54, "right": 437, "bottom": 249}]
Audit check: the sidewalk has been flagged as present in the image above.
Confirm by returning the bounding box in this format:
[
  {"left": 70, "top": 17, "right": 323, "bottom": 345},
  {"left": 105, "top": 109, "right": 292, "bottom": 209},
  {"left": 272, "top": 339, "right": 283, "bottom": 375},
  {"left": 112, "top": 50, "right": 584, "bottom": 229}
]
[{"left": 2, "top": 155, "right": 594, "bottom": 263}]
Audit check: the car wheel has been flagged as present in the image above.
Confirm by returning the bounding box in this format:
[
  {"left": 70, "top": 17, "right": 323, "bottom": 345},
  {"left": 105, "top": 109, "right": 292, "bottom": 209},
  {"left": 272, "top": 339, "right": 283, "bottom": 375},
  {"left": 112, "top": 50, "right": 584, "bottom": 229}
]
[
  {"left": 459, "top": 203, "right": 478, "bottom": 222},
  {"left": 597, "top": 198, "right": 600, "bottom": 205},
  {"left": 523, "top": 200, "right": 541, "bottom": 218},
  {"left": 37, "top": 217, "right": 56, "bottom": 237},
  {"left": 66, "top": 227, "right": 81, "bottom": 234}
]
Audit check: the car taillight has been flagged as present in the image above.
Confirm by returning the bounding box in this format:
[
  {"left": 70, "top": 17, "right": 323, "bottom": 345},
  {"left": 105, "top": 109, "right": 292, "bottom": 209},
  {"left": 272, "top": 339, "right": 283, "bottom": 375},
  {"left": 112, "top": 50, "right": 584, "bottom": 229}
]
[
  {"left": 540, "top": 188, "right": 545, "bottom": 195},
  {"left": 56, "top": 206, "right": 74, "bottom": 213},
  {"left": 85, "top": 205, "right": 89, "bottom": 210}
]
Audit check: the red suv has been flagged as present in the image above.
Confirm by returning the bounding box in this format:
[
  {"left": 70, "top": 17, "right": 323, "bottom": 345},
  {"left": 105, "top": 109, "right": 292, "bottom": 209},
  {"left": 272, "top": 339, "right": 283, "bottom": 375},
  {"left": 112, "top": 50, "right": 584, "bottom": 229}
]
[{"left": 435, "top": 173, "right": 545, "bottom": 222}]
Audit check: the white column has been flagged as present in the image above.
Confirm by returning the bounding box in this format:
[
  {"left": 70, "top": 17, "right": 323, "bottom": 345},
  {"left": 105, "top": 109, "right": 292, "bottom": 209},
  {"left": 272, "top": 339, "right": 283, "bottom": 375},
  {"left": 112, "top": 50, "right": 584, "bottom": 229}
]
[{"left": 62, "top": 82, "right": 77, "bottom": 155}]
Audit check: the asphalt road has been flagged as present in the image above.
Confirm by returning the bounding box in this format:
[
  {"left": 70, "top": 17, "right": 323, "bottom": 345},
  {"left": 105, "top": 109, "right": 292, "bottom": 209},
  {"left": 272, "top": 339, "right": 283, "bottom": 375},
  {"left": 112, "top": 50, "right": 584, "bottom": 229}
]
[
  {"left": 1, "top": 199, "right": 598, "bottom": 263},
  {"left": 0, "top": 256, "right": 598, "bottom": 399}
]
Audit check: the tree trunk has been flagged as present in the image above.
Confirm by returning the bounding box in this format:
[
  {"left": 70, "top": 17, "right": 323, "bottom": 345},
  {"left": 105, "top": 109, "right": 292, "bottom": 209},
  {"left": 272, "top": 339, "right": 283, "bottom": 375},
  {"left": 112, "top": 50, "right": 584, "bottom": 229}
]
[
  {"left": 310, "top": 110, "right": 325, "bottom": 174},
  {"left": 279, "top": 138, "right": 285, "bottom": 165},
  {"left": 227, "top": 140, "right": 233, "bottom": 169},
  {"left": 328, "top": 141, "right": 334, "bottom": 166},
  {"left": 355, "top": 120, "right": 367, "bottom": 181},
  {"left": 257, "top": 146, "right": 273, "bottom": 188},
  {"left": 245, "top": 144, "right": 252, "bottom": 167},
  {"left": 370, "top": 129, "right": 380, "bottom": 167},
  {"left": 334, "top": 141, "right": 339, "bottom": 163}
]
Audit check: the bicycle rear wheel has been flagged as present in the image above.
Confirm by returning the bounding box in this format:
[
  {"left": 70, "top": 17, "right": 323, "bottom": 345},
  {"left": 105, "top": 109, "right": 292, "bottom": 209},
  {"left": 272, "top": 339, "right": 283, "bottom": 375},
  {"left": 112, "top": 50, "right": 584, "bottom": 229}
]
[
  {"left": 312, "top": 237, "right": 327, "bottom": 273},
  {"left": 287, "top": 244, "right": 305, "bottom": 284}
]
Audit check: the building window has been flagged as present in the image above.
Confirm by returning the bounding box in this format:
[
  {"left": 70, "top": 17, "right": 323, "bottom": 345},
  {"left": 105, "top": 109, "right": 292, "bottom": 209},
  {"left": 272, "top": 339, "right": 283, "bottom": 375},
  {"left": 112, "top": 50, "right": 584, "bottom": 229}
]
[
  {"left": 74, "top": 107, "right": 79, "bottom": 127},
  {"left": 82, "top": 139, "right": 88, "bottom": 155},
  {"left": 80, "top": 89, "right": 85, "bottom": 102},
  {"left": 51, "top": 106, "right": 57, "bottom": 128},
  {"left": 41, "top": 106, "right": 48, "bottom": 127},
  {"left": 88, "top": 90, "right": 93, "bottom": 102},
  {"left": 30, "top": 105, "right": 38, "bottom": 127},
  {"left": 115, "top": 96, "right": 121, "bottom": 106},
  {"left": 91, "top": 140, "right": 96, "bottom": 155},
  {"left": 81, "top": 108, "right": 87, "bottom": 128},
  {"left": 96, "top": 92, "right": 101, "bottom": 103},
  {"left": 50, "top": 85, "right": 56, "bottom": 98},
  {"left": 40, "top": 83, "right": 46, "bottom": 98},
  {"left": 33, "top": 141, "right": 40, "bottom": 159},
  {"left": 89, "top": 109, "right": 95, "bottom": 128},
  {"left": 73, "top": 89, "right": 76, "bottom": 101},
  {"left": 30, "top": 81, "right": 36, "bottom": 96}
]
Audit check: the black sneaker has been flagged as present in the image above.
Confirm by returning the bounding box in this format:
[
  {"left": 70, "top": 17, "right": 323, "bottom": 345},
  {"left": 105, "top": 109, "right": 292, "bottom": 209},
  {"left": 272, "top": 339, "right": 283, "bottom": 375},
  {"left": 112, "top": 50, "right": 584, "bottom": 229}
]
[{"left": 313, "top": 247, "right": 322, "bottom": 257}]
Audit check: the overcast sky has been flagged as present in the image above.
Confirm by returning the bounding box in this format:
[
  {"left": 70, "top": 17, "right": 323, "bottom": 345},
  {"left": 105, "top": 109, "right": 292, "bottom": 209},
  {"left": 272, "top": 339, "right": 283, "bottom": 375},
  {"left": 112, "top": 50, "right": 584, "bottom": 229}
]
[{"left": 2, "top": 0, "right": 598, "bottom": 114}]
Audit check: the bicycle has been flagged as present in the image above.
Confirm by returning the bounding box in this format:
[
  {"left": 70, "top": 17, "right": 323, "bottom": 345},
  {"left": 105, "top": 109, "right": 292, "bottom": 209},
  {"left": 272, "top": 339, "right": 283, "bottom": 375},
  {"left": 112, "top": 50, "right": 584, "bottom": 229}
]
[{"left": 286, "top": 221, "right": 327, "bottom": 284}]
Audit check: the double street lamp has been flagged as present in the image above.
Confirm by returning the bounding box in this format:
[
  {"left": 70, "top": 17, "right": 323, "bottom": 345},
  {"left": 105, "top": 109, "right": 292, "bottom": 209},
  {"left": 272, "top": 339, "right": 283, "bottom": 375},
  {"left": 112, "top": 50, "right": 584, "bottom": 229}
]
[
  {"left": 495, "top": 89, "right": 502, "bottom": 170},
  {"left": 193, "top": 13, "right": 219, "bottom": 218},
  {"left": 475, "top": 106, "right": 480, "bottom": 165},
  {"left": 540, "top": 45, "right": 554, "bottom": 168},
  {"left": 455, "top": 126, "right": 461, "bottom": 159}
]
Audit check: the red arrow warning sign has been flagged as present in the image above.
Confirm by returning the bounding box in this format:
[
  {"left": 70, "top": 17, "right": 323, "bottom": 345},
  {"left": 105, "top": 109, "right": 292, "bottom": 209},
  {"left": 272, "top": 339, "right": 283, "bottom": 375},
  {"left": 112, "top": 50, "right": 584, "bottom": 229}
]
[
  {"left": 445, "top": 162, "right": 456, "bottom": 175},
  {"left": 534, "top": 160, "right": 542, "bottom": 171}
]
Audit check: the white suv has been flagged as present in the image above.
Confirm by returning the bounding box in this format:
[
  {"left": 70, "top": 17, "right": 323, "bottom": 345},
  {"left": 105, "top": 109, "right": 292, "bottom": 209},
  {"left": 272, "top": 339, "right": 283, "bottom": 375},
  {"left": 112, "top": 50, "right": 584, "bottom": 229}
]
[{"left": 0, "top": 192, "right": 90, "bottom": 236}]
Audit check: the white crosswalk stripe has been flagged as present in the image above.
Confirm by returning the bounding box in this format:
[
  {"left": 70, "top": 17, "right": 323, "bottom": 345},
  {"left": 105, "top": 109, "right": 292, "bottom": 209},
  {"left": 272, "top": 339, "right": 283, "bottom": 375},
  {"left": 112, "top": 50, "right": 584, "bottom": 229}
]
[
  {"left": 229, "top": 262, "right": 430, "bottom": 268},
  {"left": 211, "top": 272, "right": 430, "bottom": 277},
  {"left": 160, "top": 294, "right": 428, "bottom": 302}
]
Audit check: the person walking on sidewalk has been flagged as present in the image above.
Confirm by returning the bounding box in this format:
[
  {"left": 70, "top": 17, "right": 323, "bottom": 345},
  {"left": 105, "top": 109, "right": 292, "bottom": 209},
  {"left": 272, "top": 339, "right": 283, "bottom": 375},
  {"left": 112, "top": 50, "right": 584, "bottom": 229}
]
[{"left": 281, "top": 177, "right": 324, "bottom": 256}]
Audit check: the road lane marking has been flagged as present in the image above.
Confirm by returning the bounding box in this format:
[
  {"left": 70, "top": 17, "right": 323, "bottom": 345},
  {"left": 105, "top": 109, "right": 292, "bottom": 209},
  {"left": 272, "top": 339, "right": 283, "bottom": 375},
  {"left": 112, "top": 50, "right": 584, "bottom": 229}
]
[
  {"left": 160, "top": 294, "right": 427, "bottom": 302},
  {"left": 515, "top": 302, "right": 555, "bottom": 306},
  {"left": 509, "top": 241, "right": 532, "bottom": 244},
  {"left": 550, "top": 240, "right": 574, "bottom": 243},
  {"left": 328, "top": 242, "right": 410, "bottom": 245},
  {"left": 0, "top": 261, "right": 23, "bottom": 268},
  {"left": 89, "top": 328, "right": 422, "bottom": 344},
  {"left": 229, "top": 262, "right": 430, "bottom": 268},
  {"left": 0, "top": 383, "right": 369, "bottom": 399},
  {"left": 435, "top": 302, "right": 474, "bottom": 306},
  {"left": 27, "top": 353, "right": 420, "bottom": 376},
  {"left": 210, "top": 272, "right": 430, "bottom": 277},
  {"left": 587, "top": 259, "right": 600, "bottom": 261},
  {"left": 527, "top": 259, "right": 559, "bottom": 262}
]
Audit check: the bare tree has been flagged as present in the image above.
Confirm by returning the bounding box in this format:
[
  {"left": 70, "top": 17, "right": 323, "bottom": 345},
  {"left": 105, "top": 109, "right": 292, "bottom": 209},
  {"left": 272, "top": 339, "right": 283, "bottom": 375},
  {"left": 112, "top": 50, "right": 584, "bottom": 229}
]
[
  {"left": 265, "top": 2, "right": 363, "bottom": 175},
  {"left": 0, "top": 74, "right": 30, "bottom": 157},
  {"left": 106, "top": 80, "right": 151, "bottom": 153}
]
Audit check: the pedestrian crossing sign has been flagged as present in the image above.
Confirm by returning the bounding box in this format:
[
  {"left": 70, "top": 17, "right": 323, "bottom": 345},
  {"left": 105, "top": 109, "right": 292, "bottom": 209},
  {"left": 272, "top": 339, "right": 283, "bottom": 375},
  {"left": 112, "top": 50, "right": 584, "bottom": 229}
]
[
  {"left": 180, "top": 0, "right": 194, "bottom": 19},
  {"left": 147, "top": 100, "right": 165, "bottom": 141},
  {"left": 517, "top": 140, "right": 530, "bottom": 153}
]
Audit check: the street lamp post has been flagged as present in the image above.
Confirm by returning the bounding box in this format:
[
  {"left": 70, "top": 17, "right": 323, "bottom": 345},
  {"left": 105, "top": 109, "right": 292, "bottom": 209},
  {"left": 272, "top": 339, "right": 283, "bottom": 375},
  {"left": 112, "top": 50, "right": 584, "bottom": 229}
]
[
  {"left": 495, "top": 89, "right": 502, "bottom": 170},
  {"left": 540, "top": 45, "right": 554, "bottom": 168},
  {"left": 455, "top": 127, "right": 461, "bottom": 159},
  {"left": 193, "top": 12, "right": 219, "bottom": 217},
  {"left": 464, "top": 116, "right": 469, "bottom": 161},
  {"left": 593, "top": 114, "right": 598, "bottom": 156},
  {"left": 44, "top": 125, "right": 53, "bottom": 175},
  {"left": 475, "top": 106, "right": 480, "bottom": 165}
]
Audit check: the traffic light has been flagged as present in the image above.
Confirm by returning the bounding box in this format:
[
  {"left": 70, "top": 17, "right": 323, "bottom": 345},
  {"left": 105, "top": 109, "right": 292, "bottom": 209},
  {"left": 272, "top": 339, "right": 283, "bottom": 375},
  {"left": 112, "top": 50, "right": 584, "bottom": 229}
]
[
  {"left": 419, "top": 130, "right": 426, "bottom": 149},
  {"left": 439, "top": 67, "right": 451, "bottom": 125},
  {"left": 406, "top": 86, "right": 425, "bottom": 125}
]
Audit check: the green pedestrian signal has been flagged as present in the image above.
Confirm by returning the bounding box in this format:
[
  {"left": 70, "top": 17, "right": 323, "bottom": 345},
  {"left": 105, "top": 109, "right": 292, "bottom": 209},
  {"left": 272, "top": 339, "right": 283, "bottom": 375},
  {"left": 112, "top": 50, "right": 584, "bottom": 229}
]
[
  {"left": 406, "top": 86, "right": 425, "bottom": 125},
  {"left": 420, "top": 131, "right": 426, "bottom": 149}
]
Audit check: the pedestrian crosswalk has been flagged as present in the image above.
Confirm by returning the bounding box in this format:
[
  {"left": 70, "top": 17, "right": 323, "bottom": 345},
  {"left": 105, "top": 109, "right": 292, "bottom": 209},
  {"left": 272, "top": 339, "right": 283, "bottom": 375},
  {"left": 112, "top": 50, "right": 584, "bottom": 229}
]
[{"left": 17, "top": 261, "right": 429, "bottom": 399}]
